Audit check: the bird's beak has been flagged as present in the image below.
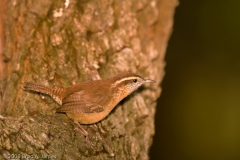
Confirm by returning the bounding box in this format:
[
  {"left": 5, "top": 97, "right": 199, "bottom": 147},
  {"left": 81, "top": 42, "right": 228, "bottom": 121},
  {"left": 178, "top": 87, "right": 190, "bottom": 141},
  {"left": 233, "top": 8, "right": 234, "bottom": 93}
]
[{"left": 144, "top": 79, "right": 156, "bottom": 83}]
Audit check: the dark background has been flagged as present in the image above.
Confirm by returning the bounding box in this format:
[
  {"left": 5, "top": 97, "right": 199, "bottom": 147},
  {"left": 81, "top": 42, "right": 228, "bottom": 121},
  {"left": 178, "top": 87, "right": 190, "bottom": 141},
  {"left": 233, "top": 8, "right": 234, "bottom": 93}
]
[{"left": 150, "top": 0, "right": 240, "bottom": 159}]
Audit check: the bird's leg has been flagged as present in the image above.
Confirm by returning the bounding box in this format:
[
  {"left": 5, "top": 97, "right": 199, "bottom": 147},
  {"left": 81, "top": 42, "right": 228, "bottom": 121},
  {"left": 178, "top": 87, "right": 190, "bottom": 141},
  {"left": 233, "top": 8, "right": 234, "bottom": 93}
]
[{"left": 74, "top": 121, "right": 94, "bottom": 147}]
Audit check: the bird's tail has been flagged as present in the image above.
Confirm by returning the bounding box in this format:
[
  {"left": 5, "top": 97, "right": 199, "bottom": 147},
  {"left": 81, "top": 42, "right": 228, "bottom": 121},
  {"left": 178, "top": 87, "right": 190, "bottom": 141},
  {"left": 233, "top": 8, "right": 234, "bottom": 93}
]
[{"left": 24, "top": 82, "right": 64, "bottom": 105}]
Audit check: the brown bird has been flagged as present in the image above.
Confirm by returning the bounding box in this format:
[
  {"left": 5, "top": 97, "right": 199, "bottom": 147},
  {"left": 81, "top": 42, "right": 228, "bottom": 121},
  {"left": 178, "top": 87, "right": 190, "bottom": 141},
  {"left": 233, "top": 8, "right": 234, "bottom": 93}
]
[{"left": 24, "top": 72, "right": 155, "bottom": 144}]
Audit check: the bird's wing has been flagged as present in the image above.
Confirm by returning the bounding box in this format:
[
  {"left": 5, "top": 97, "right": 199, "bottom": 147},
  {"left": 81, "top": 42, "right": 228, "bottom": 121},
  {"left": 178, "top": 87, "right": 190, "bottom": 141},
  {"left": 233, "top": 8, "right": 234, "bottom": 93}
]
[
  {"left": 57, "top": 100, "right": 103, "bottom": 113},
  {"left": 57, "top": 91, "right": 104, "bottom": 113}
]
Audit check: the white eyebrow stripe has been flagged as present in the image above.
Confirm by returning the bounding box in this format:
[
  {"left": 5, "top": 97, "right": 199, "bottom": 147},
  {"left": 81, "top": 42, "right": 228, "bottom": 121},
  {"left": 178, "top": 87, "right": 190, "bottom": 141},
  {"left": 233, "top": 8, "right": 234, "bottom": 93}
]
[{"left": 115, "top": 77, "right": 139, "bottom": 84}]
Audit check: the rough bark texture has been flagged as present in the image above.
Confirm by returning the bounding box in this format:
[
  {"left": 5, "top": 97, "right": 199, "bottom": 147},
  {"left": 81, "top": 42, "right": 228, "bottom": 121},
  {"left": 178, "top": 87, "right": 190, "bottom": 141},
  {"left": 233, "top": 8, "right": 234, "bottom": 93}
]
[{"left": 0, "top": 0, "right": 178, "bottom": 159}]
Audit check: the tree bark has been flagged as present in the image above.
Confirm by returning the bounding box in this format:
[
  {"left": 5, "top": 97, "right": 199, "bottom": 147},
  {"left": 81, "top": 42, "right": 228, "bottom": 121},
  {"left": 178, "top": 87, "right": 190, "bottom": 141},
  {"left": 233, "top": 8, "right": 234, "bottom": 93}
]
[{"left": 0, "top": 0, "right": 178, "bottom": 159}]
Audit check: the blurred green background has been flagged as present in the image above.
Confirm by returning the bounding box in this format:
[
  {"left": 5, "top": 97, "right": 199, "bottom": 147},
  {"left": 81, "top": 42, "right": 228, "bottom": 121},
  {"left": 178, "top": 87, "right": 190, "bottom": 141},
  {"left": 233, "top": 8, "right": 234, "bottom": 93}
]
[{"left": 150, "top": 0, "right": 240, "bottom": 159}]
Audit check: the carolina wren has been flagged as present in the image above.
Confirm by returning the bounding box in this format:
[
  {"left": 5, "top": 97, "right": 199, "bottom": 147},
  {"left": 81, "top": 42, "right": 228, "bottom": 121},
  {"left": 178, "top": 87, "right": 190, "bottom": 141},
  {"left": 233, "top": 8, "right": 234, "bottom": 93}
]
[{"left": 24, "top": 72, "right": 155, "bottom": 144}]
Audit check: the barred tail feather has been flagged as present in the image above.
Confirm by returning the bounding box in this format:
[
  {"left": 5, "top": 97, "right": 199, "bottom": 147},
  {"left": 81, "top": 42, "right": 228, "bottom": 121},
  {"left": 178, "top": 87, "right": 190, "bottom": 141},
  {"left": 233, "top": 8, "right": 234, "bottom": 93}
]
[{"left": 24, "top": 82, "right": 64, "bottom": 105}]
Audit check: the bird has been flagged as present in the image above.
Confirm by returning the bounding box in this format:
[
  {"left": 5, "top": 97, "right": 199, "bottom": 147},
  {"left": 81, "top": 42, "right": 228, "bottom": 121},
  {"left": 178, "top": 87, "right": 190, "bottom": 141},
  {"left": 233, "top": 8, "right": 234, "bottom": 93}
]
[{"left": 24, "top": 72, "right": 155, "bottom": 145}]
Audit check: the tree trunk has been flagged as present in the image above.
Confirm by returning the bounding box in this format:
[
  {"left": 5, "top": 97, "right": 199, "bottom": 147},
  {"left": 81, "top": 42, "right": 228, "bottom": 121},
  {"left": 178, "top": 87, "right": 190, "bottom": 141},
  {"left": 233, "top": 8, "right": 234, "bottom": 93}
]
[{"left": 0, "top": 0, "right": 178, "bottom": 159}]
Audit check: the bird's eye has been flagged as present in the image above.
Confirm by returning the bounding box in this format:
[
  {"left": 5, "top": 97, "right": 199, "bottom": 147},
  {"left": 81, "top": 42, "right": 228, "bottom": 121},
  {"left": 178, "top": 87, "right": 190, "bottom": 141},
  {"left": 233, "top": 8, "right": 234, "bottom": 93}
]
[{"left": 133, "top": 79, "right": 137, "bottom": 83}]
